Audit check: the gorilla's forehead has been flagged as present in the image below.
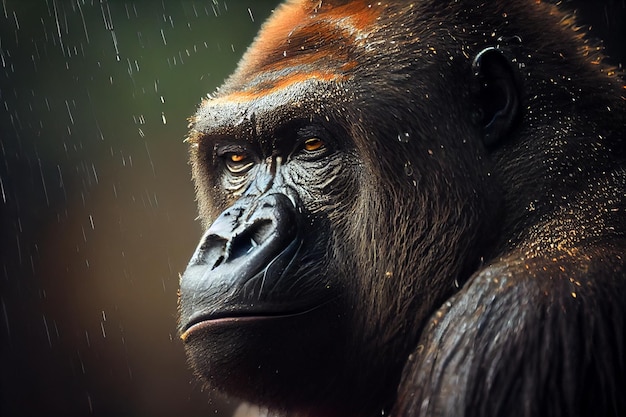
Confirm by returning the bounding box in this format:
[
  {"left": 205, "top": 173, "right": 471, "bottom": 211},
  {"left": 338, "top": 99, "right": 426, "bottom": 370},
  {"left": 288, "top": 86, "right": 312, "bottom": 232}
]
[
  {"left": 193, "top": 78, "right": 345, "bottom": 139},
  {"left": 217, "top": 0, "right": 382, "bottom": 99}
]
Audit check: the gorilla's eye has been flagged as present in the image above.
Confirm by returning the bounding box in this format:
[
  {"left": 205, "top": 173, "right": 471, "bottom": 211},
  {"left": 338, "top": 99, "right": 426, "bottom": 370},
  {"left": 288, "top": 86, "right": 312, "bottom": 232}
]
[
  {"left": 224, "top": 152, "right": 254, "bottom": 174},
  {"left": 230, "top": 153, "right": 245, "bottom": 162},
  {"left": 304, "top": 137, "right": 325, "bottom": 152}
]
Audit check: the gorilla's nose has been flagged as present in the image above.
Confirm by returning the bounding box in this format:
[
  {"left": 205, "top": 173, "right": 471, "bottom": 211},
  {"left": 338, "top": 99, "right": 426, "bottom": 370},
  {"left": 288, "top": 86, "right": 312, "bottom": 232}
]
[
  {"left": 194, "top": 193, "right": 297, "bottom": 268},
  {"left": 181, "top": 193, "right": 300, "bottom": 306}
]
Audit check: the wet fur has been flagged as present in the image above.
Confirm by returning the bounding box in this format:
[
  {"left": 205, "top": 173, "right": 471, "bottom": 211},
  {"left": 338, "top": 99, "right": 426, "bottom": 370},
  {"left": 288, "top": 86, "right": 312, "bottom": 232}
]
[{"left": 184, "top": 1, "right": 626, "bottom": 416}]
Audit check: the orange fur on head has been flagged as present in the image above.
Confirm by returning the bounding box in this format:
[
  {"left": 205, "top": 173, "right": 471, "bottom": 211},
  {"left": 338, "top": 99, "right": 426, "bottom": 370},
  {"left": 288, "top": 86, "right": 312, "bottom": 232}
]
[{"left": 217, "top": 0, "right": 382, "bottom": 102}]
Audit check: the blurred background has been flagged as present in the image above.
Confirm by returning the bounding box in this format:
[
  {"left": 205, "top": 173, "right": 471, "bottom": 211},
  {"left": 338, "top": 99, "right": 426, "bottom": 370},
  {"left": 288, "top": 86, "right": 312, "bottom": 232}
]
[
  {"left": 0, "top": 1, "right": 279, "bottom": 416},
  {"left": 0, "top": 1, "right": 623, "bottom": 416}
]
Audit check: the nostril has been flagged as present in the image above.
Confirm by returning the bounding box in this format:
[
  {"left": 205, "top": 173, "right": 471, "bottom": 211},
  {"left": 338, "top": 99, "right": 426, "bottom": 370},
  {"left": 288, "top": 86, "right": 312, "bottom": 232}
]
[
  {"left": 212, "top": 255, "right": 225, "bottom": 270},
  {"left": 195, "top": 234, "right": 229, "bottom": 269},
  {"left": 230, "top": 220, "right": 273, "bottom": 260},
  {"left": 200, "top": 234, "right": 228, "bottom": 252}
]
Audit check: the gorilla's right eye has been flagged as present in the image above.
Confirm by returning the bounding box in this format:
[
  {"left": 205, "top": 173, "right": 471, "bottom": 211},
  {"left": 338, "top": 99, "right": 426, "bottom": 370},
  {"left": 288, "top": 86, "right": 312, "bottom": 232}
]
[
  {"left": 215, "top": 145, "right": 254, "bottom": 175},
  {"left": 224, "top": 152, "right": 254, "bottom": 174}
]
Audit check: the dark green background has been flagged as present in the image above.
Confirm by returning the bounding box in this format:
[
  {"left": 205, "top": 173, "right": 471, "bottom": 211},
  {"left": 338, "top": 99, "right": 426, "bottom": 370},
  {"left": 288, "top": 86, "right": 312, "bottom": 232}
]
[{"left": 0, "top": 1, "right": 623, "bottom": 416}]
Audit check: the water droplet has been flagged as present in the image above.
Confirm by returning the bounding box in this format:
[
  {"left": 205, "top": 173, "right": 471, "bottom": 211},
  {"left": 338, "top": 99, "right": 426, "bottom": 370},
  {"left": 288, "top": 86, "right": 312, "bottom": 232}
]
[
  {"left": 397, "top": 132, "right": 410, "bottom": 142},
  {"left": 404, "top": 161, "right": 413, "bottom": 176}
]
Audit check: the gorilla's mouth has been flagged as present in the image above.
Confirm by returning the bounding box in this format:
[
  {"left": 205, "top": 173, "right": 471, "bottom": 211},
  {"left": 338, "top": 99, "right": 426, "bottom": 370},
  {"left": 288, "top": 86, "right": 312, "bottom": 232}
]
[
  {"left": 181, "top": 311, "right": 296, "bottom": 341},
  {"left": 180, "top": 301, "right": 336, "bottom": 342}
]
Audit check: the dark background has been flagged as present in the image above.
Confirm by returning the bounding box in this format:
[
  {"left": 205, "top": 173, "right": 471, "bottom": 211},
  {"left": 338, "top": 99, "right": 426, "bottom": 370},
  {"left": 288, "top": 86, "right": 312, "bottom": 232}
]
[
  {"left": 0, "top": 1, "right": 279, "bottom": 416},
  {"left": 0, "top": 1, "right": 623, "bottom": 416}
]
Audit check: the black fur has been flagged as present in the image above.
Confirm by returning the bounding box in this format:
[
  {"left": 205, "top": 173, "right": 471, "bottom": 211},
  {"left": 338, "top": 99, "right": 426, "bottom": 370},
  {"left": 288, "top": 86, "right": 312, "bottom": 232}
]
[{"left": 179, "top": 1, "right": 626, "bottom": 416}]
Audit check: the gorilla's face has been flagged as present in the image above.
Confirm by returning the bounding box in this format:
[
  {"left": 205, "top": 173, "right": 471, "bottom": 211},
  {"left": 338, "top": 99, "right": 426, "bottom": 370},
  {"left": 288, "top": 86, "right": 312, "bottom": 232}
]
[
  {"left": 179, "top": 92, "right": 365, "bottom": 407},
  {"left": 180, "top": 107, "right": 354, "bottom": 321},
  {"left": 178, "top": 0, "right": 507, "bottom": 412}
]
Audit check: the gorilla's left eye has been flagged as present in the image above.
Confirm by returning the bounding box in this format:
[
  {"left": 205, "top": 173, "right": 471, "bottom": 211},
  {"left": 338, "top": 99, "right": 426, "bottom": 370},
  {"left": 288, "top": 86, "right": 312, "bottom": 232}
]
[{"left": 303, "top": 137, "right": 325, "bottom": 152}]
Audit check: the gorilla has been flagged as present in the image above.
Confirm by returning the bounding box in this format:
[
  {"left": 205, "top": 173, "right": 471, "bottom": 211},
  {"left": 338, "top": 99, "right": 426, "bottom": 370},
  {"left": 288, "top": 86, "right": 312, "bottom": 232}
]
[{"left": 178, "top": 0, "right": 626, "bottom": 416}]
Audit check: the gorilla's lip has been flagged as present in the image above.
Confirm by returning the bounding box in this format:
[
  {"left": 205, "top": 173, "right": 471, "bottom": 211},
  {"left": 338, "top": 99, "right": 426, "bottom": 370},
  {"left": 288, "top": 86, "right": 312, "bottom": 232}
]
[
  {"left": 181, "top": 312, "right": 290, "bottom": 341},
  {"left": 180, "top": 302, "right": 334, "bottom": 342}
]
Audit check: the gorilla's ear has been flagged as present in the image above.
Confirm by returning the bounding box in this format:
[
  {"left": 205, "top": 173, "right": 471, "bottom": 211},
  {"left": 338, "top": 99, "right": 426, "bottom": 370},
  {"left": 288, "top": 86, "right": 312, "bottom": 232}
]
[{"left": 472, "top": 47, "right": 521, "bottom": 147}]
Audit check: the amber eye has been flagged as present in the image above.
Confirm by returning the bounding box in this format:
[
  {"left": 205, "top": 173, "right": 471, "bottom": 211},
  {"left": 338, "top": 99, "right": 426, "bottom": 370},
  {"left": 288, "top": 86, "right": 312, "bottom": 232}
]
[
  {"left": 304, "top": 137, "right": 325, "bottom": 152},
  {"left": 224, "top": 152, "right": 253, "bottom": 174},
  {"left": 229, "top": 153, "right": 246, "bottom": 163}
]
